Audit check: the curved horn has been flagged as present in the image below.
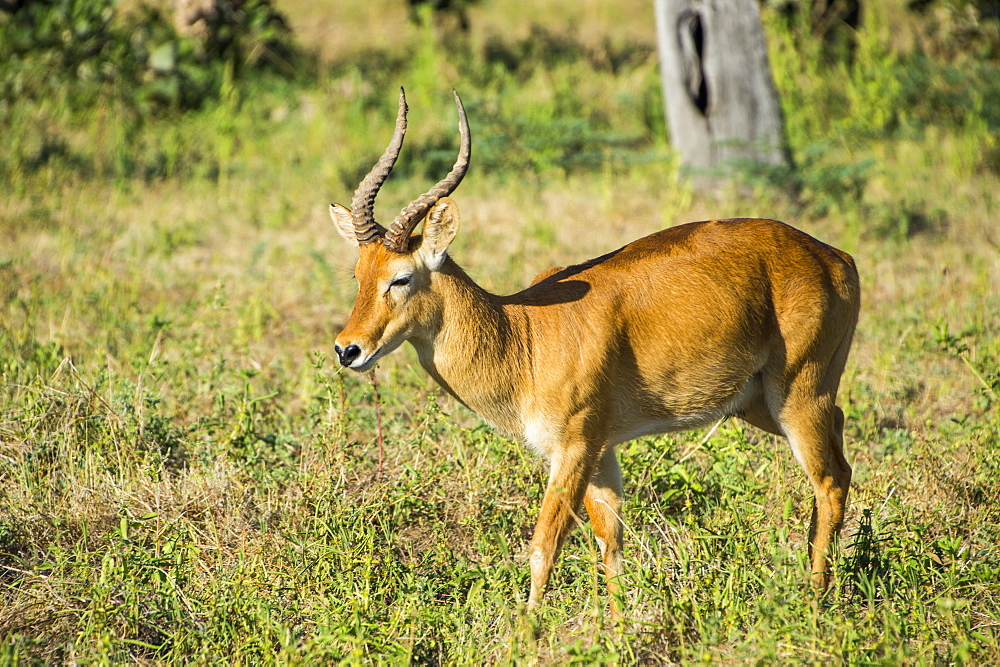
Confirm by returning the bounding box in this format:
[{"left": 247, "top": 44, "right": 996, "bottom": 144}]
[
  {"left": 350, "top": 88, "right": 408, "bottom": 245},
  {"left": 383, "top": 90, "right": 471, "bottom": 253}
]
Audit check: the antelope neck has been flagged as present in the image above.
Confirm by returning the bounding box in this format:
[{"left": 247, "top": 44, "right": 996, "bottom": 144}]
[{"left": 409, "top": 257, "right": 529, "bottom": 437}]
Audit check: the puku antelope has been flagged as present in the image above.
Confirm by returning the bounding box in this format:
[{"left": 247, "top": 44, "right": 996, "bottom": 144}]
[{"left": 329, "top": 89, "right": 861, "bottom": 614}]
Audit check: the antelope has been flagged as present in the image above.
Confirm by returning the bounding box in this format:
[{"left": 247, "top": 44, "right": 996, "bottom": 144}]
[{"left": 329, "top": 89, "right": 861, "bottom": 615}]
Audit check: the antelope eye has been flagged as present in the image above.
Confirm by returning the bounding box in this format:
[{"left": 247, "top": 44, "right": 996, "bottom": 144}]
[{"left": 390, "top": 275, "right": 412, "bottom": 288}]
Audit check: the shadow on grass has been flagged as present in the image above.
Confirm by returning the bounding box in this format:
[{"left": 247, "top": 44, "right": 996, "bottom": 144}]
[{"left": 841, "top": 507, "right": 893, "bottom": 603}]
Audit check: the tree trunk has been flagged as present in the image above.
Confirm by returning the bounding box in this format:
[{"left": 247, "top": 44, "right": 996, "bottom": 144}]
[{"left": 655, "top": 0, "right": 790, "bottom": 172}]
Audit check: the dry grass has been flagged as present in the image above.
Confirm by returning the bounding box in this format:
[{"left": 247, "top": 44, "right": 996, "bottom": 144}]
[{"left": 281, "top": 0, "right": 657, "bottom": 64}]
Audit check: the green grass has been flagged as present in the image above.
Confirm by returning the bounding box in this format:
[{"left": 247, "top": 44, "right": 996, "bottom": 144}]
[{"left": 1, "top": 0, "right": 999, "bottom": 662}]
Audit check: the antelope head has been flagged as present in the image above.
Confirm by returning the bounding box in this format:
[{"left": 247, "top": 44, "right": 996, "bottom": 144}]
[{"left": 330, "top": 89, "right": 470, "bottom": 371}]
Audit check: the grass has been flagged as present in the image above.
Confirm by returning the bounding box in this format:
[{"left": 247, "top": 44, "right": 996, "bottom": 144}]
[{"left": 1, "top": 0, "right": 999, "bottom": 662}]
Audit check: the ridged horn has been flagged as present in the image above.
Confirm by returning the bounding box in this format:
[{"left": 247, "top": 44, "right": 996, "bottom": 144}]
[
  {"left": 350, "top": 88, "right": 408, "bottom": 245},
  {"left": 382, "top": 90, "right": 470, "bottom": 253}
]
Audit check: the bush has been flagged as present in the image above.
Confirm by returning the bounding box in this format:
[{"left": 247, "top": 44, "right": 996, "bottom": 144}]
[
  {"left": 0, "top": 0, "right": 304, "bottom": 114},
  {"left": 0, "top": 0, "right": 310, "bottom": 183}
]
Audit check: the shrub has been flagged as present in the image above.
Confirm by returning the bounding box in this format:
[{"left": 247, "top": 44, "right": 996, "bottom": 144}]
[{"left": 0, "top": 0, "right": 304, "bottom": 113}]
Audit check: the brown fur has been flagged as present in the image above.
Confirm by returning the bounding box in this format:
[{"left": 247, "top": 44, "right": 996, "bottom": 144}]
[
  {"left": 332, "top": 198, "right": 860, "bottom": 617},
  {"left": 530, "top": 265, "right": 564, "bottom": 285}
]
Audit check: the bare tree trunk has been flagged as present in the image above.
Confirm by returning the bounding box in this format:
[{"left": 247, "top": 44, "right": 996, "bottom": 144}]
[
  {"left": 173, "top": 0, "right": 249, "bottom": 41},
  {"left": 655, "top": 0, "right": 790, "bottom": 172},
  {"left": 173, "top": 0, "right": 216, "bottom": 40}
]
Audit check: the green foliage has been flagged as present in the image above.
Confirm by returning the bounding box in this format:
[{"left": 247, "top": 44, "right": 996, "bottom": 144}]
[
  {"left": 841, "top": 8, "right": 905, "bottom": 138},
  {"left": 761, "top": 1, "right": 999, "bottom": 237},
  {"left": 3, "top": 1, "right": 182, "bottom": 111},
  {"left": 0, "top": 0, "right": 122, "bottom": 83},
  {"left": 917, "top": 0, "right": 1000, "bottom": 60},
  {"left": 191, "top": 0, "right": 300, "bottom": 74},
  {"left": 0, "top": 0, "right": 307, "bottom": 183}
]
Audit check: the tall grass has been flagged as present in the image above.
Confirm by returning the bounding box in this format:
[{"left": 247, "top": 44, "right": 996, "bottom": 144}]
[{"left": 1, "top": 0, "right": 998, "bottom": 661}]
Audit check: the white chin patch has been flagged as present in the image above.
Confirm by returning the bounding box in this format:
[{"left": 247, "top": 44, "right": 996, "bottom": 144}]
[
  {"left": 351, "top": 353, "right": 380, "bottom": 372},
  {"left": 351, "top": 339, "right": 402, "bottom": 372},
  {"left": 349, "top": 337, "right": 405, "bottom": 373}
]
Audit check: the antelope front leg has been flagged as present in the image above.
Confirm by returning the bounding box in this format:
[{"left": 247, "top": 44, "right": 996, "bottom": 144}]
[
  {"left": 527, "top": 442, "right": 595, "bottom": 610},
  {"left": 583, "top": 447, "right": 624, "bottom": 617}
]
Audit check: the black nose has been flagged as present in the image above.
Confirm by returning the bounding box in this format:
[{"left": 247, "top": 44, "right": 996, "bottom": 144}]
[{"left": 336, "top": 344, "right": 362, "bottom": 367}]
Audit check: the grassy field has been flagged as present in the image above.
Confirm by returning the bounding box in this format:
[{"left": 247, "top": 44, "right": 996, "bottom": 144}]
[{"left": 1, "top": 0, "right": 999, "bottom": 662}]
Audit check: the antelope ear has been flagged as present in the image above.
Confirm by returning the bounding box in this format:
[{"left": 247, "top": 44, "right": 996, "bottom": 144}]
[
  {"left": 420, "top": 197, "right": 460, "bottom": 269},
  {"left": 330, "top": 203, "right": 359, "bottom": 247}
]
